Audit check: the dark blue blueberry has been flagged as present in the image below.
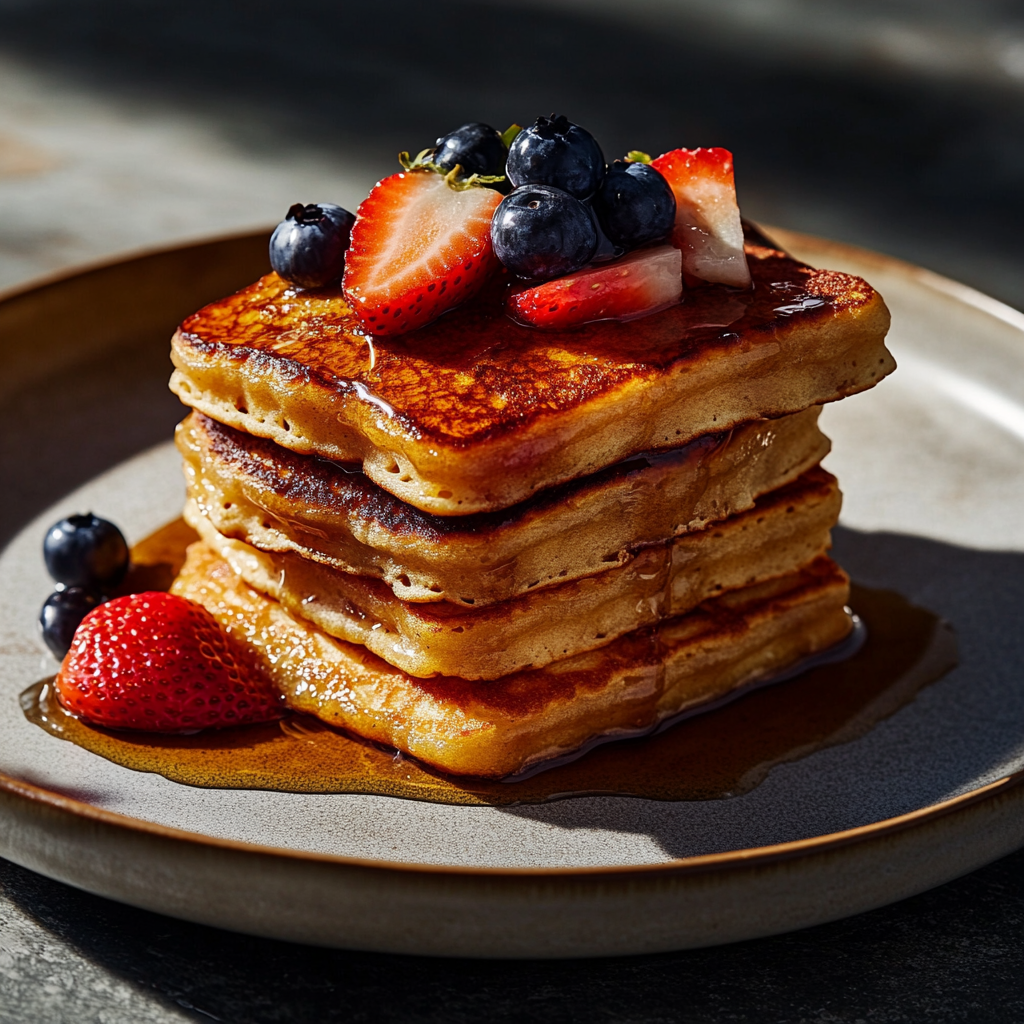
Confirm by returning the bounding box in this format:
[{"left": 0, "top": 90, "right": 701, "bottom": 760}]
[
  {"left": 40, "top": 588, "right": 102, "bottom": 659},
  {"left": 593, "top": 161, "right": 676, "bottom": 249},
  {"left": 433, "top": 122, "right": 508, "bottom": 178},
  {"left": 43, "top": 513, "right": 128, "bottom": 591},
  {"left": 491, "top": 185, "right": 598, "bottom": 280},
  {"left": 505, "top": 115, "right": 605, "bottom": 201},
  {"left": 269, "top": 203, "right": 355, "bottom": 288}
]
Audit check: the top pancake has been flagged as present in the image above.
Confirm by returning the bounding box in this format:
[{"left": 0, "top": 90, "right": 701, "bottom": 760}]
[{"left": 170, "top": 227, "right": 893, "bottom": 515}]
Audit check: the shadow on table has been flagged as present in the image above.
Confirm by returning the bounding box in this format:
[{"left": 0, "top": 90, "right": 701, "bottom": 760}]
[
  {"left": 2, "top": 846, "right": 1024, "bottom": 1023},
  {"left": 502, "top": 526, "right": 1024, "bottom": 861}
]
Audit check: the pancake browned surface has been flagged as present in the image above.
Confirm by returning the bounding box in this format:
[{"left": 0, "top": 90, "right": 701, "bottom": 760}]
[
  {"left": 171, "top": 544, "right": 853, "bottom": 777},
  {"left": 178, "top": 406, "right": 829, "bottom": 605},
  {"left": 169, "top": 229, "right": 893, "bottom": 515},
  {"left": 187, "top": 467, "right": 841, "bottom": 679}
]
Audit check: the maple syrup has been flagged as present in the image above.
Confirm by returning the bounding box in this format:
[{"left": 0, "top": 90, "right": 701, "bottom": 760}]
[
  {"left": 173, "top": 229, "right": 875, "bottom": 452},
  {"left": 21, "top": 519, "right": 956, "bottom": 806}
]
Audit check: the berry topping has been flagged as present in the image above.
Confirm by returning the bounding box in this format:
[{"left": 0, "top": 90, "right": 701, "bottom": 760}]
[
  {"left": 39, "top": 588, "right": 102, "bottom": 660},
  {"left": 55, "top": 591, "right": 285, "bottom": 732},
  {"left": 269, "top": 202, "right": 355, "bottom": 289},
  {"left": 432, "top": 122, "right": 508, "bottom": 178},
  {"left": 491, "top": 185, "right": 598, "bottom": 281},
  {"left": 343, "top": 171, "right": 502, "bottom": 336},
  {"left": 506, "top": 115, "right": 605, "bottom": 200},
  {"left": 650, "top": 148, "right": 751, "bottom": 288},
  {"left": 507, "top": 244, "right": 682, "bottom": 329},
  {"left": 593, "top": 160, "right": 676, "bottom": 250},
  {"left": 43, "top": 513, "right": 129, "bottom": 591}
]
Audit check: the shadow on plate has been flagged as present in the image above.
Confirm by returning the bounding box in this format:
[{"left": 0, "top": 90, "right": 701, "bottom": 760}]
[{"left": 500, "top": 526, "right": 1024, "bottom": 861}]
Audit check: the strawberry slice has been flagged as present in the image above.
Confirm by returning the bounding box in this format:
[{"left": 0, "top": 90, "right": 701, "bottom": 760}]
[
  {"left": 650, "top": 148, "right": 751, "bottom": 288},
  {"left": 343, "top": 171, "right": 502, "bottom": 336},
  {"left": 507, "top": 245, "right": 682, "bottom": 330},
  {"left": 55, "top": 591, "right": 285, "bottom": 732}
]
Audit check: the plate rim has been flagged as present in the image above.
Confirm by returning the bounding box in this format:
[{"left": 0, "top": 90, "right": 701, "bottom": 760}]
[
  {"left": 0, "top": 225, "right": 272, "bottom": 307},
  {"left": 2, "top": 766, "right": 1023, "bottom": 880},
  {"left": 3, "top": 227, "right": 1024, "bottom": 884},
  {"left": 766, "top": 224, "right": 1024, "bottom": 333}
]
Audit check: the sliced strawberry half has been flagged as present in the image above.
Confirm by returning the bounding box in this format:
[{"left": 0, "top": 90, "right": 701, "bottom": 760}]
[
  {"left": 650, "top": 148, "right": 751, "bottom": 288},
  {"left": 507, "top": 245, "right": 682, "bottom": 330},
  {"left": 343, "top": 171, "right": 502, "bottom": 336}
]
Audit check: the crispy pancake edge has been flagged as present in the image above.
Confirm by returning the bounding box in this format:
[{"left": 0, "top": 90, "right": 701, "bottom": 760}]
[
  {"left": 172, "top": 544, "right": 853, "bottom": 777},
  {"left": 169, "top": 236, "right": 893, "bottom": 514},
  {"left": 178, "top": 406, "right": 830, "bottom": 604},
  {"left": 186, "top": 466, "right": 841, "bottom": 679}
]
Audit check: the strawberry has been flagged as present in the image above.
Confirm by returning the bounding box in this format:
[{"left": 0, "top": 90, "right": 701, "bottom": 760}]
[
  {"left": 507, "top": 245, "right": 682, "bottom": 330},
  {"left": 55, "top": 591, "right": 284, "bottom": 732},
  {"left": 342, "top": 170, "right": 503, "bottom": 336},
  {"left": 650, "top": 148, "right": 751, "bottom": 289}
]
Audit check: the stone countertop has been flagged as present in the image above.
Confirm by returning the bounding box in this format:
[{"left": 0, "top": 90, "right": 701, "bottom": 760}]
[
  {"left": 2, "top": 848, "right": 1023, "bottom": 1023},
  {"left": 1, "top": 2, "right": 1023, "bottom": 1019},
  {"left": 2, "top": 0, "right": 1024, "bottom": 311}
]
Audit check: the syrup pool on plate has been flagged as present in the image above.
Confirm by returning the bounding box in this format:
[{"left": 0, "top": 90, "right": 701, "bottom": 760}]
[{"left": 21, "top": 519, "right": 957, "bottom": 807}]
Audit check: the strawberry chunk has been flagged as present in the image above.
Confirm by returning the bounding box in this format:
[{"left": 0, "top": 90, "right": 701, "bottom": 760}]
[
  {"left": 343, "top": 171, "right": 502, "bottom": 336},
  {"left": 650, "top": 148, "right": 751, "bottom": 288},
  {"left": 507, "top": 245, "right": 682, "bottom": 330},
  {"left": 55, "top": 591, "right": 284, "bottom": 733}
]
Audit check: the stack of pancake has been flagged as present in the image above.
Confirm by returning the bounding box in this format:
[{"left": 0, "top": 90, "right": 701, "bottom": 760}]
[{"left": 168, "top": 230, "right": 894, "bottom": 777}]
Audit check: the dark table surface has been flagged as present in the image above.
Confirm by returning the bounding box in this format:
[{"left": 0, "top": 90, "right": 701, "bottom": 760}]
[
  {"left": 2, "top": 2, "right": 1024, "bottom": 1020},
  {"left": 2, "top": 847, "right": 1023, "bottom": 1023}
]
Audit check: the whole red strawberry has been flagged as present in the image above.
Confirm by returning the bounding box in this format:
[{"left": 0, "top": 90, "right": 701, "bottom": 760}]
[{"left": 55, "top": 591, "right": 284, "bottom": 732}]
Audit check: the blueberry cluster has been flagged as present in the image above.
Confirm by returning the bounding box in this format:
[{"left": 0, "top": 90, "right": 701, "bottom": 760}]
[
  {"left": 39, "top": 514, "right": 129, "bottom": 658},
  {"left": 492, "top": 115, "right": 676, "bottom": 280},
  {"left": 270, "top": 203, "right": 355, "bottom": 288}
]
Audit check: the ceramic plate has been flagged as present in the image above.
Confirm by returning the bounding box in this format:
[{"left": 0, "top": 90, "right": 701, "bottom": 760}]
[{"left": 1, "top": 230, "right": 1023, "bottom": 958}]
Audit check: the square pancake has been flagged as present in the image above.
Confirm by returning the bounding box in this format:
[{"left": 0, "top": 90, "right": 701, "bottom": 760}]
[
  {"left": 169, "top": 227, "right": 893, "bottom": 515},
  {"left": 178, "top": 406, "right": 829, "bottom": 606},
  {"left": 186, "top": 467, "right": 841, "bottom": 680},
  {"left": 171, "top": 544, "right": 853, "bottom": 778}
]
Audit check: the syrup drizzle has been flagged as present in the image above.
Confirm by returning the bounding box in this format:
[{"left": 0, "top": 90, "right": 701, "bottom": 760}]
[{"left": 21, "top": 520, "right": 957, "bottom": 806}]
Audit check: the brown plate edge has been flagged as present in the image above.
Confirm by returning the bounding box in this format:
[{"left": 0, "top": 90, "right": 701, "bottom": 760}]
[
  {"left": 2, "top": 767, "right": 1023, "bottom": 956},
  {"left": 3, "top": 229, "right": 1024, "bottom": 954},
  {"left": 2, "top": 766, "right": 1022, "bottom": 880}
]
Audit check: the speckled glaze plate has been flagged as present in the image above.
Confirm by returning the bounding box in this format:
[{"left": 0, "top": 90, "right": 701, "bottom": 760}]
[{"left": 1, "top": 230, "right": 1023, "bottom": 958}]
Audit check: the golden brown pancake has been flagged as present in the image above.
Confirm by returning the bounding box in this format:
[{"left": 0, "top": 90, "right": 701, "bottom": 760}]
[
  {"left": 169, "top": 228, "right": 893, "bottom": 515},
  {"left": 186, "top": 467, "right": 841, "bottom": 679},
  {"left": 171, "top": 543, "right": 853, "bottom": 777},
  {"left": 178, "top": 406, "right": 829, "bottom": 605}
]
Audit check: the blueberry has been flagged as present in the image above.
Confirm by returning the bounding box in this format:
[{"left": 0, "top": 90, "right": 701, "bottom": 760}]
[
  {"left": 506, "top": 115, "right": 605, "bottom": 201},
  {"left": 491, "top": 185, "right": 598, "bottom": 280},
  {"left": 43, "top": 513, "right": 129, "bottom": 591},
  {"left": 593, "top": 161, "right": 676, "bottom": 250},
  {"left": 269, "top": 203, "right": 355, "bottom": 288},
  {"left": 433, "top": 122, "right": 507, "bottom": 178},
  {"left": 40, "top": 588, "right": 102, "bottom": 659}
]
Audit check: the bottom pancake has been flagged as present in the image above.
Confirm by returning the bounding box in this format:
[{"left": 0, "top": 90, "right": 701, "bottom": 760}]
[{"left": 171, "top": 544, "right": 853, "bottom": 778}]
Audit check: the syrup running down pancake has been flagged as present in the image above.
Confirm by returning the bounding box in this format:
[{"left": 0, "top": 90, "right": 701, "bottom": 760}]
[
  {"left": 178, "top": 406, "right": 829, "bottom": 605},
  {"left": 171, "top": 543, "right": 853, "bottom": 778},
  {"left": 186, "top": 468, "right": 841, "bottom": 679},
  {"left": 169, "top": 227, "right": 893, "bottom": 515}
]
